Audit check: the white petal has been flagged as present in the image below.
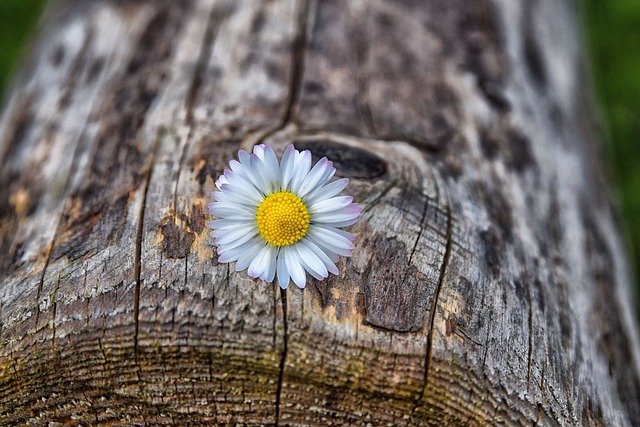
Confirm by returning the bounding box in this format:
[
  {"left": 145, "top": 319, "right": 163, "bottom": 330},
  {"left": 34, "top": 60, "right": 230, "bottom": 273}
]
[
  {"left": 208, "top": 218, "right": 254, "bottom": 229},
  {"left": 213, "top": 189, "right": 254, "bottom": 208},
  {"left": 249, "top": 144, "right": 279, "bottom": 192},
  {"left": 262, "top": 145, "right": 281, "bottom": 186},
  {"left": 249, "top": 152, "right": 274, "bottom": 194},
  {"left": 289, "top": 150, "right": 312, "bottom": 193},
  {"left": 210, "top": 221, "right": 254, "bottom": 238},
  {"left": 277, "top": 250, "right": 290, "bottom": 289},
  {"left": 209, "top": 202, "right": 255, "bottom": 220},
  {"left": 247, "top": 244, "right": 273, "bottom": 279},
  {"left": 238, "top": 149, "right": 252, "bottom": 167},
  {"left": 261, "top": 245, "right": 277, "bottom": 282},
  {"left": 211, "top": 192, "right": 227, "bottom": 202},
  {"left": 308, "top": 225, "right": 355, "bottom": 256},
  {"left": 218, "top": 237, "right": 261, "bottom": 263},
  {"left": 215, "top": 174, "right": 229, "bottom": 190},
  {"left": 309, "top": 196, "right": 354, "bottom": 214},
  {"left": 217, "top": 236, "right": 258, "bottom": 255},
  {"left": 284, "top": 246, "right": 306, "bottom": 288},
  {"left": 297, "top": 158, "right": 335, "bottom": 198},
  {"left": 236, "top": 240, "right": 266, "bottom": 271},
  {"left": 224, "top": 168, "right": 265, "bottom": 198},
  {"left": 312, "top": 205, "right": 362, "bottom": 227},
  {"left": 294, "top": 243, "right": 328, "bottom": 280},
  {"left": 220, "top": 180, "right": 263, "bottom": 205},
  {"left": 236, "top": 150, "right": 268, "bottom": 195},
  {"left": 326, "top": 251, "right": 340, "bottom": 263},
  {"left": 218, "top": 250, "right": 240, "bottom": 263},
  {"left": 217, "top": 234, "right": 259, "bottom": 255},
  {"left": 328, "top": 226, "right": 356, "bottom": 241},
  {"left": 252, "top": 144, "right": 265, "bottom": 159},
  {"left": 301, "top": 237, "right": 340, "bottom": 263},
  {"left": 214, "top": 225, "right": 257, "bottom": 246},
  {"left": 304, "top": 178, "right": 350, "bottom": 204},
  {"left": 280, "top": 144, "right": 296, "bottom": 190},
  {"left": 299, "top": 239, "right": 339, "bottom": 275},
  {"left": 229, "top": 159, "right": 243, "bottom": 172}
]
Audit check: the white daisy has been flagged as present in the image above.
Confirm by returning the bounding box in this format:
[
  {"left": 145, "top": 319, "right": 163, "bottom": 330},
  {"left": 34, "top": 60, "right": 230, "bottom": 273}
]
[{"left": 207, "top": 144, "right": 361, "bottom": 289}]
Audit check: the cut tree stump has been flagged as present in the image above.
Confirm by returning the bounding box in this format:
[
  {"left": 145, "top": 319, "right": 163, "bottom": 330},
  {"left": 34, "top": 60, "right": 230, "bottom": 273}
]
[{"left": 1, "top": 0, "right": 639, "bottom": 425}]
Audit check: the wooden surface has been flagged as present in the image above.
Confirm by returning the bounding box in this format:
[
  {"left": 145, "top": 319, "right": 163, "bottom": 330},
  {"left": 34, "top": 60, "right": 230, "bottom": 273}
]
[{"left": 1, "top": 0, "right": 639, "bottom": 425}]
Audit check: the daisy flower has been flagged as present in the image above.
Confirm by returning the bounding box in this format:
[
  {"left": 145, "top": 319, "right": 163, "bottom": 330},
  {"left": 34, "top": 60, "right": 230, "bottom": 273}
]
[{"left": 208, "top": 144, "right": 361, "bottom": 289}]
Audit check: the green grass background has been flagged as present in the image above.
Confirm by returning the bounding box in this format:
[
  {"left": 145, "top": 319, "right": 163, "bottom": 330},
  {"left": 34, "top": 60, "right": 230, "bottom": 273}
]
[
  {"left": 0, "top": 0, "right": 46, "bottom": 92},
  {"left": 1, "top": 1, "right": 639, "bottom": 292},
  {"left": 583, "top": 0, "right": 640, "bottom": 288}
]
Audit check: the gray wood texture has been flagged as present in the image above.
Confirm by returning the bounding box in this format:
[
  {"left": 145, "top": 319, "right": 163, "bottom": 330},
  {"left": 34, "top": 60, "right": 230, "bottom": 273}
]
[{"left": 1, "top": 0, "right": 639, "bottom": 425}]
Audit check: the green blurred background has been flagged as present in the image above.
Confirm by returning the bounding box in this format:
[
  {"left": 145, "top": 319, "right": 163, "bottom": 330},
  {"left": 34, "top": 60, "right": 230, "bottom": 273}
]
[
  {"left": 583, "top": 0, "right": 640, "bottom": 292},
  {"left": 1, "top": 1, "right": 639, "bottom": 293},
  {"left": 0, "top": 0, "right": 46, "bottom": 92}
]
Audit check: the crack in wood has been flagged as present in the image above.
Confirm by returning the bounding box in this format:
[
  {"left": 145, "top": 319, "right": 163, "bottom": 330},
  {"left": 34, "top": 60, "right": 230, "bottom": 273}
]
[
  {"left": 172, "top": 131, "right": 192, "bottom": 224},
  {"left": 407, "top": 195, "right": 429, "bottom": 267},
  {"left": 98, "top": 336, "right": 108, "bottom": 363},
  {"left": 355, "top": 14, "right": 376, "bottom": 136},
  {"left": 172, "top": 2, "right": 222, "bottom": 226},
  {"left": 50, "top": 273, "right": 61, "bottom": 351},
  {"left": 34, "top": 244, "right": 53, "bottom": 328},
  {"left": 557, "top": 280, "right": 575, "bottom": 420},
  {"left": 281, "top": 0, "right": 310, "bottom": 127},
  {"left": 524, "top": 264, "right": 534, "bottom": 394},
  {"left": 361, "top": 179, "right": 396, "bottom": 214},
  {"left": 272, "top": 285, "right": 278, "bottom": 349},
  {"left": 419, "top": 192, "right": 452, "bottom": 400},
  {"left": 240, "top": 0, "right": 312, "bottom": 151},
  {"left": 83, "top": 264, "right": 89, "bottom": 326},
  {"left": 275, "top": 287, "right": 288, "bottom": 427},
  {"left": 534, "top": 363, "right": 546, "bottom": 427},
  {"left": 134, "top": 128, "right": 163, "bottom": 355},
  {"left": 481, "top": 309, "right": 493, "bottom": 371},
  {"left": 32, "top": 33, "right": 115, "bottom": 328},
  {"left": 185, "top": 2, "right": 220, "bottom": 125}
]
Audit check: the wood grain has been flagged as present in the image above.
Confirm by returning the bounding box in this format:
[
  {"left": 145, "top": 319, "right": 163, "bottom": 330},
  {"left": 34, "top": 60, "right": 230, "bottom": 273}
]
[{"left": 0, "top": 0, "right": 639, "bottom": 425}]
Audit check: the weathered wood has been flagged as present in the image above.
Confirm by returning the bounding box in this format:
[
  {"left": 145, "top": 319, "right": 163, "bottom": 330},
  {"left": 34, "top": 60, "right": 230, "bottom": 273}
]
[{"left": 0, "top": 0, "right": 639, "bottom": 425}]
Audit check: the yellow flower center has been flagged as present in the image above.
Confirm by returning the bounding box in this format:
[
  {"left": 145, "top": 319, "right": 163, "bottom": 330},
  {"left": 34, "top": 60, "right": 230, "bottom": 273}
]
[{"left": 256, "top": 191, "right": 310, "bottom": 247}]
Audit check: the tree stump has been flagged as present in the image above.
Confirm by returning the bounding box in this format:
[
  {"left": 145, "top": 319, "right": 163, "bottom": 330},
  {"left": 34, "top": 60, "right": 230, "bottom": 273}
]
[{"left": 1, "top": 0, "right": 639, "bottom": 425}]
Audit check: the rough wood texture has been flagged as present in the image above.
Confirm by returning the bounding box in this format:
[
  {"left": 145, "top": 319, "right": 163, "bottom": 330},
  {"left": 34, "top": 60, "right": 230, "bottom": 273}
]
[{"left": 1, "top": 0, "right": 639, "bottom": 425}]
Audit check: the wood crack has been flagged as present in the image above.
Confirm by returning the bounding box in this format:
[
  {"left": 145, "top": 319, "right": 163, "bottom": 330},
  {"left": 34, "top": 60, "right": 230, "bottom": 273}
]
[
  {"left": 134, "top": 128, "right": 163, "bottom": 355},
  {"left": 534, "top": 363, "right": 546, "bottom": 427},
  {"left": 34, "top": 244, "right": 53, "bottom": 328},
  {"left": 175, "top": 2, "right": 223, "bottom": 223},
  {"left": 33, "top": 29, "right": 113, "bottom": 329},
  {"left": 281, "top": 0, "right": 310, "bottom": 127},
  {"left": 419, "top": 193, "right": 452, "bottom": 400},
  {"left": 172, "top": 136, "right": 191, "bottom": 223},
  {"left": 50, "top": 273, "right": 60, "bottom": 351},
  {"left": 524, "top": 264, "right": 534, "bottom": 393},
  {"left": 481, "top": 309, "right": 493, "bottom": 371},
  {"left": 361, "top": 179, "right": 396, "bottom": 214},
  {"left": 407, "top": 195, "right": 429, "bottom": 266},
  {"left": 275, "top": 287, "right": 288, "bottom": 427},
  {"left": 184, "top": 2, "right": 220, "bottom": 125},
  {"left": 355, "top": 11, "right": 376, "bottom": 136}
]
